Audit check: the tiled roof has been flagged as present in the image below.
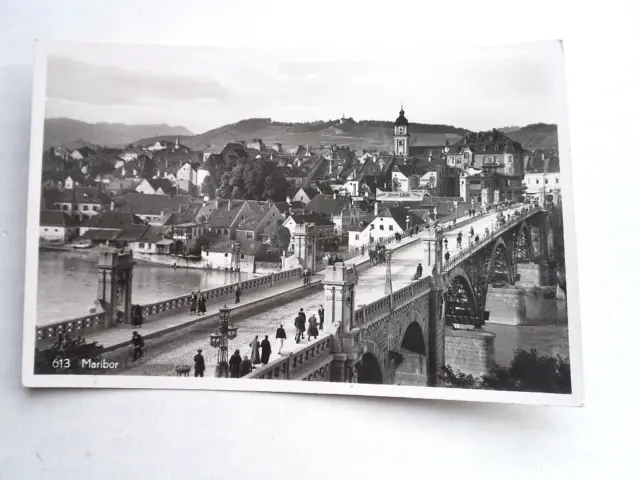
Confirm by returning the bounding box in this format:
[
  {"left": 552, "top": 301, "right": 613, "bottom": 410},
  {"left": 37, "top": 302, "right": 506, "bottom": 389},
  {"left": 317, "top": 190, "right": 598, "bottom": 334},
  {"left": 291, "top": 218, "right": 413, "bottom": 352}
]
[
  {"left": 288, "top": 213, "right": 335, "bottom": 227},
  {"left": 53, "top": 187, "right": 111, "bottom": 205},
  {"left": 40, "top": 210, "right": 79, "bottom": 227},
  {"left": 146, "top": 178, "right": 177, "bottom": 194},
  {"left": 114, "top": 193, "right": 193, "bottom": 216},
  {"left": 115, "top": 224, "right": 150, "bottom": 242},
  {"left": 314, "top": 183, "right": 335, "bottom": 195},
  {"left": 299, "top": 187, "right": 319, "bottom": 199},
  {"left": 451, "top": 130, "right": 524, "bottom": 154},
  {"left": 82, "top": 211, "right": 143, "bottom": 230},
  {"left": 380, "top": 207, "right": 426, "bottom": 230},
  {"left": 304, "top": 194, "right": 350, "bottom": 216},
  {"left": 207, "top": 200, "right": 246, "bottom": 228}
]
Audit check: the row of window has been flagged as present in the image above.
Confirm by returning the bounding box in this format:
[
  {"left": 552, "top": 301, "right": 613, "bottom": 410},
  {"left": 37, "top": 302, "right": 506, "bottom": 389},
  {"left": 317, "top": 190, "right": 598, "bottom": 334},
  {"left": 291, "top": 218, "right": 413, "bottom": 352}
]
[
  {"left": 527, "top": 177, "right": 559, "bottom": 185},
  {"left": 370, "top": 224, "right": 394, "bottom": 231},
  {"left": 222, "top": 253, "right": 245, "bottom": 259},
  {"left": 58, "top": 204, "right": 100, "bottom": 212}
]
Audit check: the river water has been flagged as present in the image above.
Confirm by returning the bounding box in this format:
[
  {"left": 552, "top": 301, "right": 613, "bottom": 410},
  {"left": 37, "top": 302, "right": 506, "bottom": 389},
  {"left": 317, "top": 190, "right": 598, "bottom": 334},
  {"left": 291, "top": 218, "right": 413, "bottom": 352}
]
[{"left": 37, "top": 251, "right": 253, "bottom": 325}]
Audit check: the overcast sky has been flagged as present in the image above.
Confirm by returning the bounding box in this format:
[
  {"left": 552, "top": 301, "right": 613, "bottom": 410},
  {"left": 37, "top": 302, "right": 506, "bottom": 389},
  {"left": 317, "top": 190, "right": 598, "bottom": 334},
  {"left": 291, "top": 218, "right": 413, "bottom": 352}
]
[{"left": 43, "top": 41, "right": 566, "bottom": 134}]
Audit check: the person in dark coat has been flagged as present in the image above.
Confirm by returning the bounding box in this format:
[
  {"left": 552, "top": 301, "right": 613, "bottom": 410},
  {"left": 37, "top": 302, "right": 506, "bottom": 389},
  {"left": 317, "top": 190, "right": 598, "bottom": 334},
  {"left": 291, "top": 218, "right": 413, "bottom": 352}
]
[
  {"left": 260, "top": 336, "right": 272, "bottom": 365},
  {"left": 307, "top": 314, "right": 319, "bottom": 340},
  {"left": 275, "top": 324, "right": 286, "bottom": 354},
  {"left": 189, "top": 292, "right": 197, "bottom": 315},
  {"left": 318, "top": 306, "right": 325, "bottom": 330},
  {"left": 294, "top": 314, "right": 303, "bottom": 343},
  {"left": 229, "top": 349, "right": 242, "bottom": 378},
  {"left": 416, "top": 263, "right": 423, "bottom": 278},
  {"left": 197, "top": 295, "right": 207, "bottom": 315},
  {"left": 240, "top": 355, "right": 253, "bottom": 377},
  {"left": 193, "top": 349, "right": 205, "bottom": 377},
  {"left": 234, "top": 283, "right": 242, "bottom": 304},
  {"left": 444, "top": 251, "right": 450, "bottom": 262},
  {"left": 131, "top": 331, "right": 144, "bottom": 361},
  {"left": 298, "top": 309, "right": 306, "bottom": 341}
]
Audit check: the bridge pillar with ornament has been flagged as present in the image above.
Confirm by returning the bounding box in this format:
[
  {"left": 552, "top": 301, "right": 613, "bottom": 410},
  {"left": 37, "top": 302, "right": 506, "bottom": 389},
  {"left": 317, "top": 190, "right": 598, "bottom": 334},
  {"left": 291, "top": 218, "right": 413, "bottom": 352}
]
[
  {"left": 292, "top": 221, "right": 317, "bottom": 275},
  {"left": 322, "top": 262, "right": 358, "bottom": 382},
  {"left": 96, "top": 250, "right": 134, "bottom": 328}
]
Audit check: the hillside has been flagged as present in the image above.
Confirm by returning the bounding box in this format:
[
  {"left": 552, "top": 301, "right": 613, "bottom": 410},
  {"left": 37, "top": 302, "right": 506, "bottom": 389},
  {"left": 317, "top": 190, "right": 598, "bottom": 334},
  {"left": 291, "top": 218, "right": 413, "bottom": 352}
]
[
  {"left": 501, "top": 123, "right": 558, "bottom": 150},
  {"left": 167, "top": 118, "right": 468, "bottom": 152},
  {"left": 44, "top": 118, "right": 193, "bottom": 148}
]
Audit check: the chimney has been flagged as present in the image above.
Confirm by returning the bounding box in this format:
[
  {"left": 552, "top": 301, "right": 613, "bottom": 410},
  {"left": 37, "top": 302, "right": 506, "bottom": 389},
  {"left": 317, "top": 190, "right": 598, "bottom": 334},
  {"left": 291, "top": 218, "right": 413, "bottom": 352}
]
[
  {"left": 286, "top": 196, "right": 291, "bottom": 204},
  {"left": 110, "top": 200, "right": 115, "bottom": 211},
  {"left": 374, "top": 201, "right": 379, "bottom": 216},
  {"left": 160, "top": 210, "right": 164, "bottom": 217},
  {"left": 214, "top": 197, "right": 219, "bottom": 209},
  {"left": 333, "top": 192, "right": 337, "bottom": 200}
]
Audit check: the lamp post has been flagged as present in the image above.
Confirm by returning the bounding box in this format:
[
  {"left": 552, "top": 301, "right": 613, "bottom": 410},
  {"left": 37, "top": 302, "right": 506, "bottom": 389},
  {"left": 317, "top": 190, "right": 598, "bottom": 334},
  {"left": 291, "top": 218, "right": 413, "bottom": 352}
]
[
  {"left": 454, "top": 199, "right": 459, "bottom": 221},
  {"left": 405, "top": 214, "right": 411, "bottom": 237},
  {"left": 209, "top": 305, "right": 238, "bottom": 378},
  {"left": 233, "top": 241, "right": 241, "bottom": 282}
]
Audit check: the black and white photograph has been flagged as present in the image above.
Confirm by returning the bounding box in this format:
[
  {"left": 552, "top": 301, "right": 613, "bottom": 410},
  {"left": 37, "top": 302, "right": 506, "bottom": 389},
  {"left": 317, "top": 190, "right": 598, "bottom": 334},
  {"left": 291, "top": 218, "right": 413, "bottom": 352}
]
[{"left": 22, "top": 40, "right": 582, "bottom": 405}]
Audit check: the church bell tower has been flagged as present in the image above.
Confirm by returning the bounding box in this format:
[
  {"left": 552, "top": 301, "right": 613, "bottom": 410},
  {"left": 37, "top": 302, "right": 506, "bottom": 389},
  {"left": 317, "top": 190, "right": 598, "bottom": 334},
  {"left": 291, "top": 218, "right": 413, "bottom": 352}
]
[{"left": 393, "top": 105, "right": 410, "bottom": 157}]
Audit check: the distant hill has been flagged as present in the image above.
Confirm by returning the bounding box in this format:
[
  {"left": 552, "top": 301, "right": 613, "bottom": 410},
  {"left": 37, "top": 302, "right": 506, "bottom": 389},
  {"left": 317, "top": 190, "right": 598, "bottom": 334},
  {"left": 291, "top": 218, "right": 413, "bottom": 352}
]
[
  {"left": 150, "top": 117, "right": 469, "bottom": 152},
  {"left": 44, "top": 118, "right": 193, "bottom": 148},
  {"left": 500, "top": 123, "right": 558, "bottom": 150}
]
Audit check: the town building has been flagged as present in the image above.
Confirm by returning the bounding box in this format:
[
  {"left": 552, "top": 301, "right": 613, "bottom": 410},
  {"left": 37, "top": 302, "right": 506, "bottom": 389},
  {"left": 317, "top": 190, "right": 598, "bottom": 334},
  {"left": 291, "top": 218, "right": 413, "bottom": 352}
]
[
  {"left": 524, "top": 172, "right": 561, "bottom": 203},
  {"left": 113, "top": 193, "right": 194, "bottom": 225},
  {"left": 135, "top": 178, "right": 177, "bottom": 195},
  {"left": 303, "top": 193, "right": 361, "bottom": 235},
  {"left": 282, "top": 213, "right": 336, "bottom": 252},
  {"left": 39, "top": 210, "right": 79, "bottom": 242},
  {"left": 52, "top": 187, "right": 112, "bottom": 223},
  {"left": 202, "top": 240, "right": 268, "bottom": 272}
]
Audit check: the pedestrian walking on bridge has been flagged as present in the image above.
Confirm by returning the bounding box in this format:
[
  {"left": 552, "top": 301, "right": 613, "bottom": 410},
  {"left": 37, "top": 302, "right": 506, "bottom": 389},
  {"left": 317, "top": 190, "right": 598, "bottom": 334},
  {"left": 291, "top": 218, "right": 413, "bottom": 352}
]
[
  {"left": 234, "top": 283, "right": 242, "bottom": 304},
  {"left": 249, "top": 336, "right": 261, "bottom": 365},
  {"left": 229, "top": 349, "right": 242, "bottom": 378},
  {"left": 276, "top": 324, "right": 286, "bottom": 354},
  {"left": 260, "top": 336, "right": 272, "bottom": 365},
  {"left": 307, "top": 314, "right": 319, "bottom": 341},
  {"left": 318, "top": 306, "right": 325, "bottom": 330},
  {"left": 189, "top": 292, "right": 197, "bottom": 315},
  {"left": 197, "top": 295, "right": 207, "bottom": 315},
  {"left": 193, "top": 349, "right": 205, "bottom": 377},
  {"left": 240, "top": 355, "right": 252, "bottom": 377}
]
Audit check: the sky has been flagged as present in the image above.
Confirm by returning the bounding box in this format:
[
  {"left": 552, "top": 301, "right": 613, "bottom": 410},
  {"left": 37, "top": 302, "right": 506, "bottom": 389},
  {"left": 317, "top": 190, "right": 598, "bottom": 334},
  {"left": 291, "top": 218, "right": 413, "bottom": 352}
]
[{"left": 43, "top": 41, "right": 567, "bottom": 134}]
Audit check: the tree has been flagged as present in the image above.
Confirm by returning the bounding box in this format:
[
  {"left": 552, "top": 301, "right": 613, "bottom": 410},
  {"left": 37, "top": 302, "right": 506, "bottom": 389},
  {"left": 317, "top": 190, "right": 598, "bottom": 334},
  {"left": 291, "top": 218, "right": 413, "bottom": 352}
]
[
  {"left": 201, "top": 175, "right": 215, "bottom": 197},
  {"left": 230, "top": 164, "right": 246, "bottom": 199},
  {"left": 439, "top": 348, "right": 571, "bottom": 394},
  {"left": 270, "top": 222, "right": 291, "bottom": 252},
  {"left": 217, "top": 171, "right": 232, "bottom": 198}
]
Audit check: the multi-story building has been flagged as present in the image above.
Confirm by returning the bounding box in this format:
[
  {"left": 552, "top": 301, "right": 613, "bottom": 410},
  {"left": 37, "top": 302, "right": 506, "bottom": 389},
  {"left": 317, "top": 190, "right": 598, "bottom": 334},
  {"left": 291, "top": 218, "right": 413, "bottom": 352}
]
[{"left": 524, "top": 172, "right": 561, "bottom": 203}]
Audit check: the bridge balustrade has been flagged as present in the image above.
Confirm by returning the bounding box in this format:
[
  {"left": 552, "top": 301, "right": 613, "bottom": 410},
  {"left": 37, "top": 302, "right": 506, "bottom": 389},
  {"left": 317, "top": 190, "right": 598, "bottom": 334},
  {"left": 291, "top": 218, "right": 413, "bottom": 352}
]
[
  {"left": 244, "top": 335, "right": 333, "bottom": 380},
  {"left": 442, "top": 206, "right": 542, "bottom": 272},
  {"left": 36, "top": 267, "right": 303, "bottom": 343}
]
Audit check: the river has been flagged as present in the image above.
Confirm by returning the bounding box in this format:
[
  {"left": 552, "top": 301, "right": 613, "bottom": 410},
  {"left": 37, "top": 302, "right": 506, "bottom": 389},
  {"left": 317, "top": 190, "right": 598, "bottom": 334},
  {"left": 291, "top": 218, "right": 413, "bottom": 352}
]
[{"left": 37, "top": 251, "right": 254, "bottom": 325}]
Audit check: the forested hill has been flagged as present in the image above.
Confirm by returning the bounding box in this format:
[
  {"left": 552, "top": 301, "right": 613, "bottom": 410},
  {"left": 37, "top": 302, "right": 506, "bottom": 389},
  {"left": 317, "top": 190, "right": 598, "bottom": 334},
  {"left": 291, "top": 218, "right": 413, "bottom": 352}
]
[{"left": 500, "top": 123, "right": 558, "bottom": 150}]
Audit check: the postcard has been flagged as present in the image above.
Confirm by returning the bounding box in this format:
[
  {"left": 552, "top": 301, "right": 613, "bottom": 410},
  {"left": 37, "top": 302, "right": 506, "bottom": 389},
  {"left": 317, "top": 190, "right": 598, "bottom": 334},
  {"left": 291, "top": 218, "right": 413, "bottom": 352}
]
[{"left": 22, "top": 40, "right": 582, "bottom": 405}]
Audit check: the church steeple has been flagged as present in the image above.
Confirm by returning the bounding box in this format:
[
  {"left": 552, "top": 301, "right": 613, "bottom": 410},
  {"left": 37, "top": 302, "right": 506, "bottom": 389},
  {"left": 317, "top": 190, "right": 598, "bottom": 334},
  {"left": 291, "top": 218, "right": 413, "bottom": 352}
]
[{"left": 393, "top": 105, "right": 410, "bottom": 157}]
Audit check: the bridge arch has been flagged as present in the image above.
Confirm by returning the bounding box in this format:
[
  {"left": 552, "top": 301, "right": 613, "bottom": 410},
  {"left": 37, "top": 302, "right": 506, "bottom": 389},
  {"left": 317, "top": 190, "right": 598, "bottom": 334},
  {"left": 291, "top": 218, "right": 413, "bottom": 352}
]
[
  {"left": 356, "top": 352, "right": 384, "bottom": 384},
  {"left": 487, "top": 237, "right": 514, "bottom": 286},
  {"left": 443, "top": 266, "right": 481, "bottom": 325},
  {"left": 515, "top": 222, "right": 534, "bottom": 263}
]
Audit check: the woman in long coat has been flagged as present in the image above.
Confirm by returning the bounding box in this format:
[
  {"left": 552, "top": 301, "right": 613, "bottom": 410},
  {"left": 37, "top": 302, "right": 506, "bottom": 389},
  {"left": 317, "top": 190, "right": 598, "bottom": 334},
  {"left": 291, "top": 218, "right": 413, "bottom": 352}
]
[
  {"left": 197, "top": 295, "right": 207, "bottom": 315},
  {"left": 240, "top": 355, "right": 253, "bottom": 377},
  {"left": 249, "top": 335, "right": 261, "bottom": 365},
  {"left": 228, "top": 349, "right": 242, "bottom": 378},
  {"left": 307, "top": 314, "right": 319, "bottom": 340},
  {"left": 189, "top": 292, "right": 197, "bottom": 315}
]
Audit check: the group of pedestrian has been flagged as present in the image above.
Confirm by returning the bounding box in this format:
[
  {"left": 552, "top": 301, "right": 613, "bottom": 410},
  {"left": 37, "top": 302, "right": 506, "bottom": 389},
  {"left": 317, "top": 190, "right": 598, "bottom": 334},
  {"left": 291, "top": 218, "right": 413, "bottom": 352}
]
[
  {"left": 52, "top": 333, "right": 86, "bottom": 351},
  {"left": 131, "top": 331, "right": 145, "bottom": 361},
  {"left": 249, "top": 335, "right": 272, "bottom": 366},
  {"left": 189, "top": 291, "right": 208, "bottom": 316},
  {"left": 228, "top": 350, "right": 254, "bottom": 378},
  {"left": 412, "top": 262, "right": 423, "bottom": 281},
  {"left": 326, "top": 254, "right": 345, "bottom": 266},
  {"left": 293, "top": 306, "right": 324, "bottom": 344},
  {"left": 131, "top": 304, "right": 144, "bottom": 327},
  {"left": 368, "top": 244, "right": 387, "bottom": 266}
]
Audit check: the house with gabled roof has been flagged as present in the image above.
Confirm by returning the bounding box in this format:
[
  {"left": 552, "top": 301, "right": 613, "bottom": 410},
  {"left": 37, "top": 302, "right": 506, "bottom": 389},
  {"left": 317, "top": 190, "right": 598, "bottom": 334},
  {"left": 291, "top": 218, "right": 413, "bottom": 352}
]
[
  {"left": 135, "top": 178, "right": 177, "bottom": 195},
  {"left": 113, "top": 193, "right": 193, "bottom": 225},
  {"left": 39, "top": 210, "right": 79, "bottom": 242},
  {"left": 52, "top": 187, "right": 111, "bottom": 223},
  {"left": 364, "top": 206, "right": 425, "bottom": 244},
  {"left": 282, "top": 213, "right": 336, "bottom": 252},
  {"left": 235, "top": 201, "right": 285, "bottom": 243},
  {"left": 303, "top": 193, "right": 361, "bottom": 235},
  {"left": 292, "top": 186, "right": 320, "bottom": 205}
]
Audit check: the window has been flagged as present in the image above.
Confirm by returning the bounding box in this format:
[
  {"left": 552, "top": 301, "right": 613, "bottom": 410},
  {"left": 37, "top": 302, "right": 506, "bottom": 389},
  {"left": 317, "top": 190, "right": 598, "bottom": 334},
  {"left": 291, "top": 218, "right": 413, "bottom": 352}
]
[
  {"left": 379, "top": 225, "right": 384, "bottom": 230},
  {"left": 536, "top": 179, "right": 540, "bottom": 184},
  {"left": 44, "top": 228, "right": 48, "bottom": 231},
  {"left": 508, "top": 155, "right": 513, "bottom": 164},
  {"left": 93, "top": 206, "right": 98, "bottom": 211},
  {"left": 147, "top": 243, "right": 152, "bottom": 249},
  {"left": 82, "top": 205, "right": 88, "bottom": 211},
  {"left": 246, "top": 232, "right": 253, "bottom": 239},
  {"left": 224, "top": 253, "right": 228, "bottom": 257},
  {"left": 555, "top": 178, "right": 559, "bottom": 184},
  {"left": 240, "top": 254, "right": 245, "bottom": 260},
  {"left": 389, "top": 225, "right": 393, "bottom": 231},
  {"left": 62, "top": 205, "right": 69, "bottom": 211},
  {"left": 217, "top": 229, "right": 222, "bottom": 234},
  {"left": 355, "top": 234, "right": 359, "bottom": 241},
  {"left": 544, "top": 178, "right": 549, "bottom": 184},
  {"left": 55, "top": 228, "right": 59, "bottom": 232},
  {"left": 224, "top": 229, "right": 229, "bottom": 235}
]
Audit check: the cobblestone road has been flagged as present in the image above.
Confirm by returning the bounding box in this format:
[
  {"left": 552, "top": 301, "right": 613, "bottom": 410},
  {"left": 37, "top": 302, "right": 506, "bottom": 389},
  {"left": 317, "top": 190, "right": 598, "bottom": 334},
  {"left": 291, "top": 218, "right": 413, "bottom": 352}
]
[{"left": 122, "top": 290, "right": 325, "bottom": 376}]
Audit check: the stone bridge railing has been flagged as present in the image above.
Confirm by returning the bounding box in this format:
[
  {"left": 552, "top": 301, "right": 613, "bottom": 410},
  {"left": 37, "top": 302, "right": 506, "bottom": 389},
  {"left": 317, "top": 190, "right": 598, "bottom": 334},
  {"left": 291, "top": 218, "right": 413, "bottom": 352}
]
[
  {"left": 244, "top": 335, "right": 333, "bottom": 380},
  {"left": 353, "top": 275, "right": 434, "bottom": 329},
  {"left": 36, "top": 267, "right": 302, "bottom": 344},
  {"left": 441, "top": 205, "right": 542, "bottom": 273}
]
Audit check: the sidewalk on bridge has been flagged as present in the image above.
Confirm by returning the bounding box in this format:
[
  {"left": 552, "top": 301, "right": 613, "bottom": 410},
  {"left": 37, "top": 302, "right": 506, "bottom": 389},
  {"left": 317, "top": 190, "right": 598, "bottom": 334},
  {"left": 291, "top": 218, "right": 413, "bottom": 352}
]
[{"left": 85, "top": 275, "right": 318, "bottom": 351}]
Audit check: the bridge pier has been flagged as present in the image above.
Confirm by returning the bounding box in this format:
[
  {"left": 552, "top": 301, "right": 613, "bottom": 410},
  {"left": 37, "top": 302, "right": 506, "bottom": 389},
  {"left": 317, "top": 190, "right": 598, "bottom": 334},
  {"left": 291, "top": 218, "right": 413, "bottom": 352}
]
[
  {"left": 444, "top": 327, "right": 496, "bottom": 378},
  {"left": 516, "top": 261, "right": 549, "bottom": 288},
  {"left": 484, "top": 285, "right": 526, "bottom": 326}
]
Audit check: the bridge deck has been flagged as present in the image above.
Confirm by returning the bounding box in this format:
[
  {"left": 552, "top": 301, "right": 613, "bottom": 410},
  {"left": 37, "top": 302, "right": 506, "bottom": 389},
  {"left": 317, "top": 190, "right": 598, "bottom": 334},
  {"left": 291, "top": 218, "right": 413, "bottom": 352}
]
[{"left": 108, "top": 204, "right": 527, "bottom": 376}]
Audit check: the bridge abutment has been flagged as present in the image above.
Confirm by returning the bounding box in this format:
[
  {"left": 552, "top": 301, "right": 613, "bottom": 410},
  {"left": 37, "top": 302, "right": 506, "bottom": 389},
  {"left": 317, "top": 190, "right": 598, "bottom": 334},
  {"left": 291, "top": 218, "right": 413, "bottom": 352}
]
[
  {"left": 444, "top": 327, "right": 496, "bottom": 378},
  {"left": 96, "top": 250, "right": 134, "bottom": 328},
  {"left": 484, "top": 285, "right": 526, "bottom": 326}
]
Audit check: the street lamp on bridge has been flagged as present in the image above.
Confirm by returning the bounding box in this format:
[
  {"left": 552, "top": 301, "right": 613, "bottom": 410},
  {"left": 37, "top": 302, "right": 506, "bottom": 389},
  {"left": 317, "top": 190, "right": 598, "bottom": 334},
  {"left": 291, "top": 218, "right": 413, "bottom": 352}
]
[
  {"left": 209, "top": 305, "right": 238, "bottom": 378},
  {"left": 233, "top": 241, "right": 242, "bottom": 282},
  {"left": 384, "top": 250, "right": 393, "bottom": 295}
]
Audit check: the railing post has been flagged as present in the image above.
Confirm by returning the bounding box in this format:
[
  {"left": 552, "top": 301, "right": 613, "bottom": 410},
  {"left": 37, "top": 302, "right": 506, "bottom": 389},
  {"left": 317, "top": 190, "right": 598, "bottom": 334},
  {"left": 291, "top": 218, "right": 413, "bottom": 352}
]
[{"left": 270, "top": 273, "right": 275, "bottom": 288}]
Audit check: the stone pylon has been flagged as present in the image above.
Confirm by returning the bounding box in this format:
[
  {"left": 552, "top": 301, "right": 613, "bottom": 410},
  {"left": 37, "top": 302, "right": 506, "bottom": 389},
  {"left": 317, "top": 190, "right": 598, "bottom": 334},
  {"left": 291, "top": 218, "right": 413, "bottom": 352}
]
[{"left": 384, "top": 250, "right": 393, "bottom": 295}]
